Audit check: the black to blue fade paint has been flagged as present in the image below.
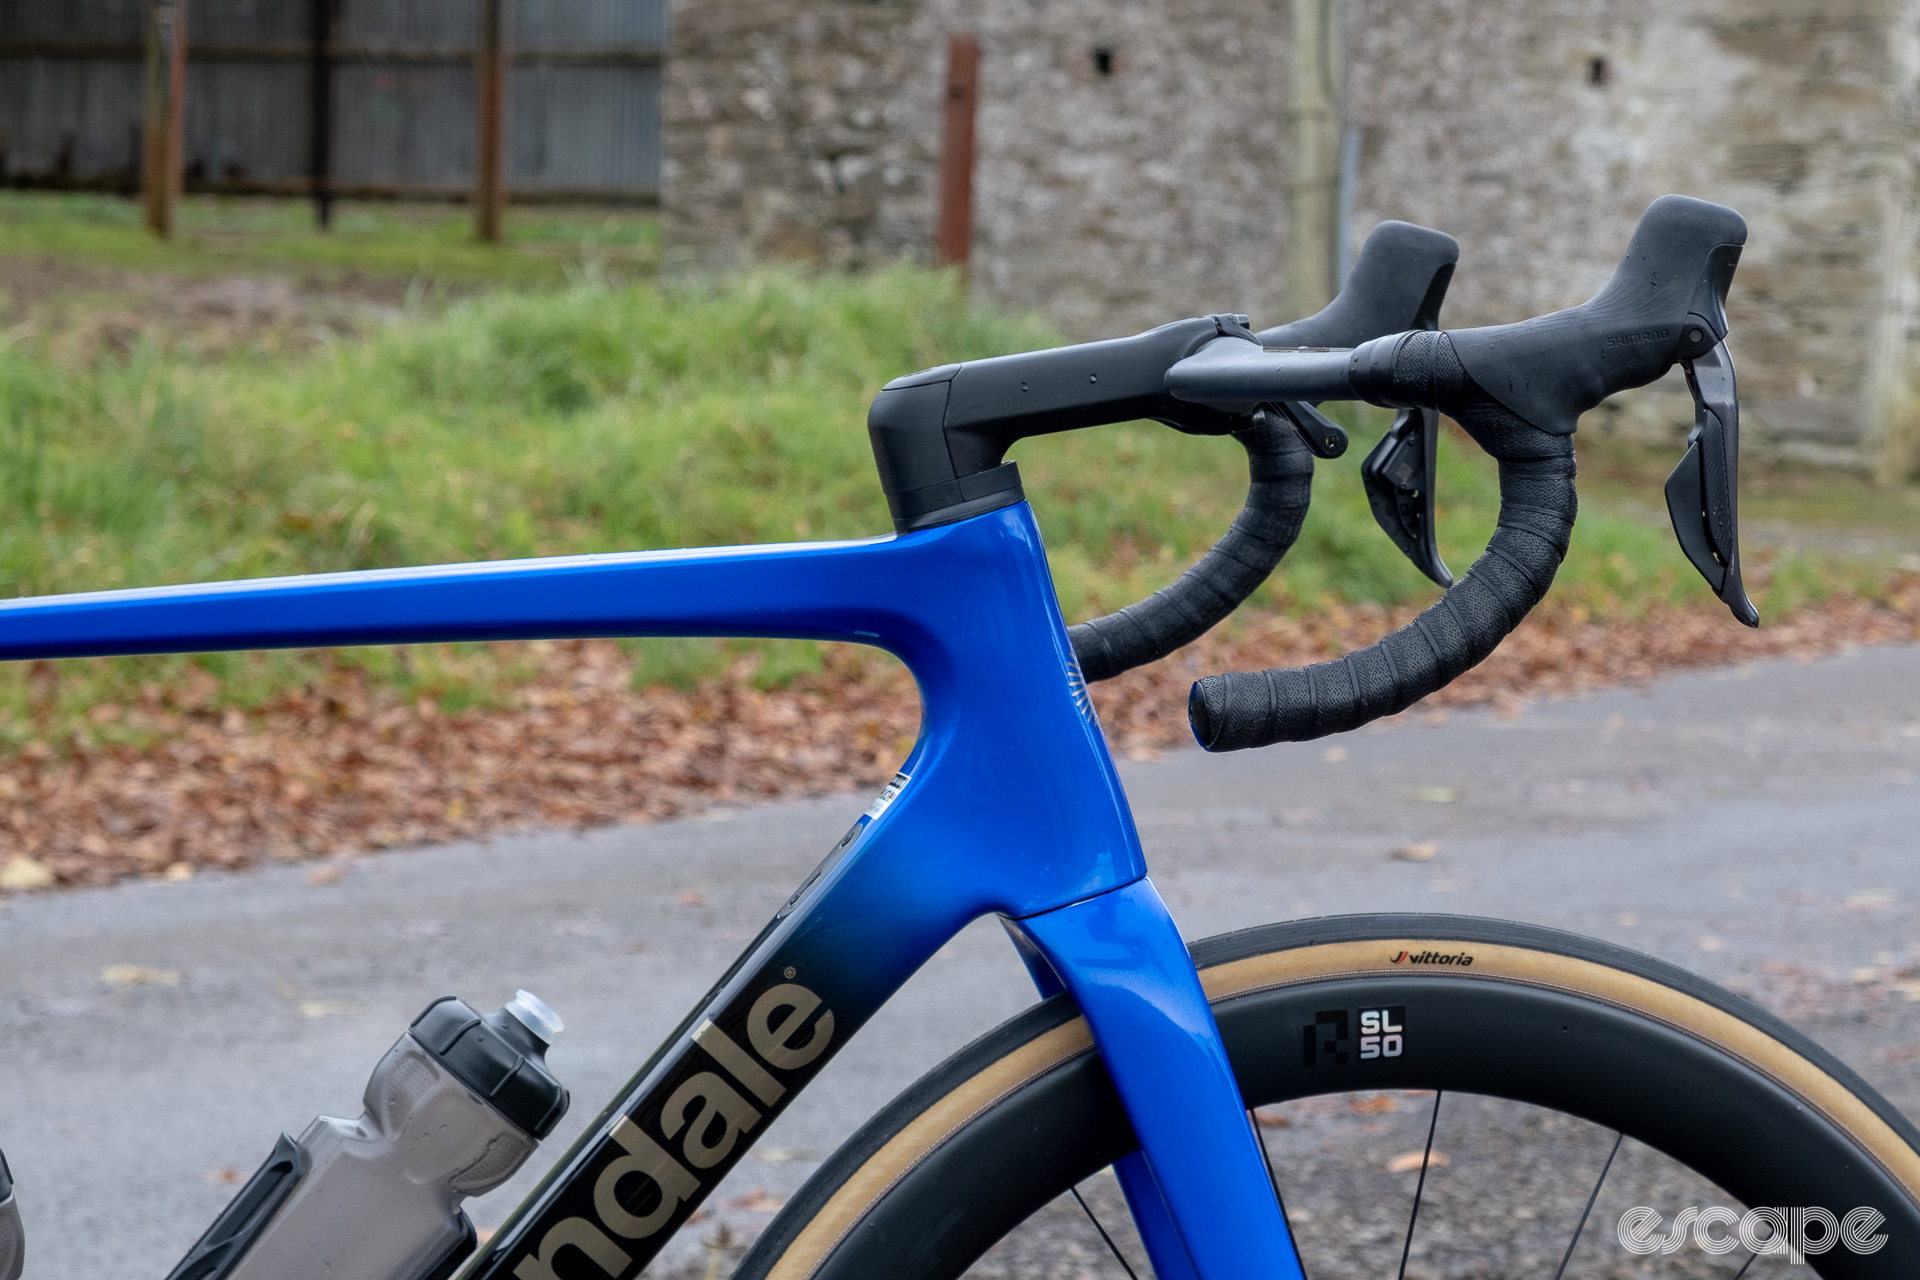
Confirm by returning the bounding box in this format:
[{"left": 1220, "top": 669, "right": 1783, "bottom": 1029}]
[
  {"left": 0, "top": 197, "right": 1761, "bottom": 1280},
  {"left": 0, "top": 502, "right": 1302, "bottom": 1279}
]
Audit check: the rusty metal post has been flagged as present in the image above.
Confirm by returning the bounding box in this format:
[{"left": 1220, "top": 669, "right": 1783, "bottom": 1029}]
[
  {"left": 475, "top": 0, "right": 507, "bottom": 243},
  {"left": 309, "top": 0, "right": 337, "bottom": 229},
  {"left": 935, "top": 34, "right": 979, "bottom": 274},
  {"left": 142, "top": 0, "right": 187, "bottom": 239}
]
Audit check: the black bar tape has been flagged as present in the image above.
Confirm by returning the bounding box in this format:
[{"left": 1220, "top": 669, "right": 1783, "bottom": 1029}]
[
  {"left": 1070, "top": 419, "right": 1313, "bottom": 682},
  {"left": 1190, "top": 333, "right": 1576, "bottom": 750}
]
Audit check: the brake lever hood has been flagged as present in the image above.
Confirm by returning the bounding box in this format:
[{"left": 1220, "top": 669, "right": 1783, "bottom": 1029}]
[{"left": 1664, "top": 339, "right": 1758, "bottom": 627}]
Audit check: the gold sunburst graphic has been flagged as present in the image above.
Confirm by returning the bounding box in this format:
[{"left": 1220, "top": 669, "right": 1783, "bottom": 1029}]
[{"left": 1065, "top": 659, "right": 1097, "bottom": 725}]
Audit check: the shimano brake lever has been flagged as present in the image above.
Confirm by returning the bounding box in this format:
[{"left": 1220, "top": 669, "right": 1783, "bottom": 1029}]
[
  {"left": 1360, "top": 406, "right": 1453, "bottom": 587},
  {"left": 1664, "top": 338, "right": 1758, "bottom": 626}
]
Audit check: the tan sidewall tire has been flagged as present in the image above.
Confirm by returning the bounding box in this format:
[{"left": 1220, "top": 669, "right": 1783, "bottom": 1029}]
[{"left": 743, "top": 915, "right": 1920, "bottom": 1280}]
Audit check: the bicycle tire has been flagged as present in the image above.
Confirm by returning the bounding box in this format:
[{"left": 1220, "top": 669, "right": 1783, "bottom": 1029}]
[{"left": 738, "top": 914, "right": 1920, "bottom": 1279}]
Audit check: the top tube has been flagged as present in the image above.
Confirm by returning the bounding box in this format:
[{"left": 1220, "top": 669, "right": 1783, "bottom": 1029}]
[{"left": 0, "top": 502, "right": 1148, "bottom": 917}]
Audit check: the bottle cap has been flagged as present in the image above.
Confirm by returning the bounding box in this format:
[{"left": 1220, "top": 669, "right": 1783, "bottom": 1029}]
[
  {"left": 410, "top": 994, "right": 570, "bottom": 1137},
  {"left": 505, "top": 990, "right": 564, "bottom": 1044}
]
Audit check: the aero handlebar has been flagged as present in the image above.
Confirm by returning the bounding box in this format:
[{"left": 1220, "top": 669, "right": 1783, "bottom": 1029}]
[
  {"left": 863, "top": 195, "right": 1751, "bottom": 753},
  {"left": 1068, "top": 220, "right": 1459, "bottom": 681},
  {"left": 1171, "top": 195, "right": 1752, "bottom": 750}
]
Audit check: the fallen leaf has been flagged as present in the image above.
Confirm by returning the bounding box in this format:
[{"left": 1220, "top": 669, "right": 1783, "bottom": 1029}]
[
  {"left": 1391, "top": 842, "right": 1437, "bottom": 862},
  {"left": 101, "top": 964, "right": 181, "bottom": 989},
  {"left": 724, "top": 1187, "right": 786, "bottom": 1213},
  {"left": 755, "top": 1146, "right": 824, "bottom": 1162},
  {"left": 1386, "top": 1149, "right": 1450, "bottom": 1173},
  {"left": 0, "top": 857, "right": 54, "bottom": 892},
  {"left": 300, "top": 999, "right": 361, "bottom": 1019},
  {"left": 204, "top": 1166, "right": 243, "bottom": 1185},
  {"left": 1252, "top": 1108, "right": 1292, "bottom": 1128},
  {"left": 5, "top": 578, "right": 1920, "bottom": 899},
  {"left": 675, "top": 889, "right": 708, "bottom": 907},
  {"left": 304, "top": 864, "right": 347, "bottom": 886},
  {"left": 1349, "top": 1094, "right": 1398, "bottom": 1114}
]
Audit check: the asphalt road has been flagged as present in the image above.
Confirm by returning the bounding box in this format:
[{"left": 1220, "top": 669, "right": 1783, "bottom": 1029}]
[{"left": 2, "top": 644, "right": 1918, "bottom": 1280}]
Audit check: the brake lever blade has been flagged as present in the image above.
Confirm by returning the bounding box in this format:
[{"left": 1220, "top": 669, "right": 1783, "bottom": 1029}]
[
  {"left": 1261, "top": 400, "right": 1349, "bottom": 459},
  {"left": 1359, "top": 406, "right": 1453, "bottom": 587},
  {"left": 1664, "top": 338, "right": 1758, "bottom": 626}
]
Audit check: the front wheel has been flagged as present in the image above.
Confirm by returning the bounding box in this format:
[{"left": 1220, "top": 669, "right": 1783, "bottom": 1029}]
[{"left": 741, "top": 915, "right": 1920, "bottom": 1279}]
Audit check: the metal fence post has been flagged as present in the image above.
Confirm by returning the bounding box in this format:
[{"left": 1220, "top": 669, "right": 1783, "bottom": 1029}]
[
  {"left": 476, "top": 0, "right": 508, "bottom": 243},
  {"left": 309, "top": 0, "right": 337, "bottom": 229},
  {"left": 935, "top": 33, "right": 979, "bottom": 276},
  {"left": 142, "top": 0, "right": 187, "bottom": 239}
]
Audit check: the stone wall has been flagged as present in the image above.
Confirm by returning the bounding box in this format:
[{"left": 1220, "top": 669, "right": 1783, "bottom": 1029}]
[
  {"left": 665, "top": 0, "right": 1920, "bottom": 471},
  {"left": 664, "top": 0, "right": 1295, "bottom": 336},
  {"left": 1346, "top": 0, "right": 1920, "bottom": 466},
  {"left": 664, "top": 3, "right": 931, "bottom": 268}
]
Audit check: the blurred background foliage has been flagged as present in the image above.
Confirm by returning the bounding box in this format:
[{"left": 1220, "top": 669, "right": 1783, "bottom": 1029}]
[{"left": 0, "top": 194, "right": 1903, "bottom": 748}]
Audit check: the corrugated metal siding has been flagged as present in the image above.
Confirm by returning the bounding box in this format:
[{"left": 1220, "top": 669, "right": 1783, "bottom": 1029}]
[
  {"left": 510, "top": 64, "right": 661, "bottom": 194},
  {"left": 332, "top": 62, "right": 475, "bottom": 189},
  {"left": 513, "top": 0, "right": 666, "bottom": 50},
  {"left": 340, "top": 0, "right": 476, "bottom": 50},
  {"left": 0, "top": 56, "right": 144, "bottom": 179},
  {"left": 192, "top": 0, "right": 308, "bottom": 45},
  {"left": 0, "top": 1, "right": 146, "bottom": 43},
  {"left": 187, "top": 61, "right": 310, "bottom": 184},
  {"left": 0, "top": 0, "right": 665, "bottom": 199}
]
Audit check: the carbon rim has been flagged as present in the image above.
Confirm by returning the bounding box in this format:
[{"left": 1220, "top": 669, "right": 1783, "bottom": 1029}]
[{"left": 741, "top": 915, "right": 1920, "bottom": 1280}]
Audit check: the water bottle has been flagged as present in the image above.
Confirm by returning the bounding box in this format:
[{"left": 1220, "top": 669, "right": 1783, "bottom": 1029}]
[
  {"left": 166, "top": 991, "right": 570, "bottom": 1280},
  {"left": 0, "top": 1144, "right": 23, "bottom": 1280}
]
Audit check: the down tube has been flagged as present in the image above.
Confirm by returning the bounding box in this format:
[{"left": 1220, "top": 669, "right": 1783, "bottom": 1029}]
[{"left": 466, "top": 757, "right": 1057, "bottom": 1280}]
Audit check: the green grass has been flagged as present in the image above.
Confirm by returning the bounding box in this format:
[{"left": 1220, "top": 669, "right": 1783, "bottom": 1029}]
[
  {"left": 0, "top": 207, "right": 1897, "bottom": 750},
  {"left": 1578, "top": 433, "right": 1920, "bottom": 538},
  {"left": 0, "top": 191, "right": 658, "bottom": 286}
]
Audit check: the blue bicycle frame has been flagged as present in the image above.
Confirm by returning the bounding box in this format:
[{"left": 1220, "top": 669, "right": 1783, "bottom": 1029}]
[{"left": 0, "top": 501, "right": 1302, "bottom": 1280}]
